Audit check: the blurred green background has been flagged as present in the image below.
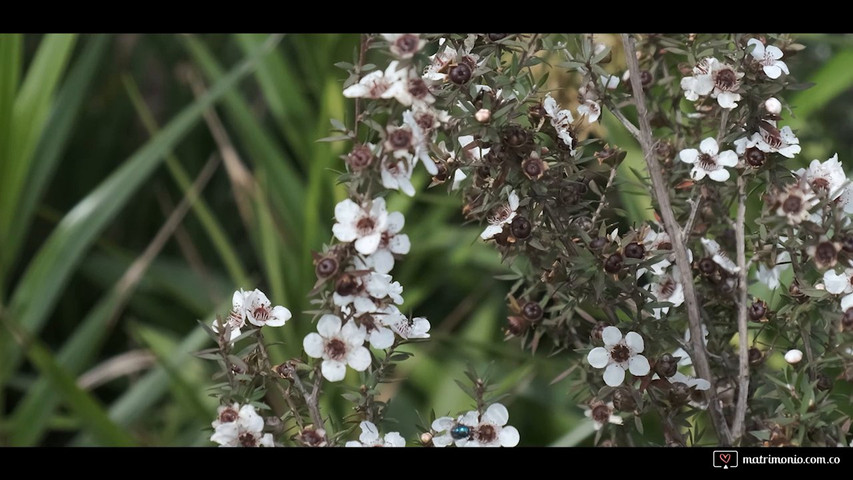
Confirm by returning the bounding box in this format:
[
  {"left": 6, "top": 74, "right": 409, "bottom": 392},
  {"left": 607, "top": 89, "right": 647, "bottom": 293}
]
[{"left": 0, "top": 33, "right": 848, "bottom": 447}]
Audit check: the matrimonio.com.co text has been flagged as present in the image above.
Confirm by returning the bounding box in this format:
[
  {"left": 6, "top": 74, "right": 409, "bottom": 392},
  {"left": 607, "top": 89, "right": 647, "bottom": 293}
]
[{"left": 742, "top": 454, "right": 841, "bottom": 465}]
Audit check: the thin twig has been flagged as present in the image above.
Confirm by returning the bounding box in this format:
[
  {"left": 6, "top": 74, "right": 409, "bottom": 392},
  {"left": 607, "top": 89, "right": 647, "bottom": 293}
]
[
  {"left": 601, "top": 98, "right": 642, "bottom": 141},
  {"left": 353, "top": 34, "right": 370, "bottom": 140},
  {"left": 620, "top": 34, "right": 733, "bottom": 446},
  {"left": 290, "top": 365, "right": 328, "bottom": 443},
  {"left": 731, "top": 173, "right": 750, "bottom": 442},
  {"left": 591, "top": 167, "right": 618, "bottom": 226},
  {"left": 681, "top": 194, "right": 702, "bottom": 239}
]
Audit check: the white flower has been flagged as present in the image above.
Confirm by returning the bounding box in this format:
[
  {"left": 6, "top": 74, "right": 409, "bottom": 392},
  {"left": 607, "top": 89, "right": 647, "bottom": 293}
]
[
  {"left": 756, "top": 251, "right": 791, "bottom": 290},
  {"left": 422, "top": 44, "right": 457, "bottom": 84},
  {"left": 672, "top": 324, "right": 708, "bottom": 367},
  {"left": 343, "top": 61, "right": 406, "bottom": 101},
  {"left": 382, "top": 34, "right": 425, "bottom": 60},
  {"left": 680, "top": 57, "right": 743, "bottom": 109},
  {"left": 345, "top": 420, "right": 405, "bottom": 447},
  {"left": 431, "top": 411, "right": 478, "bottom": 447},
  {"left": 577, "top": 99, "right": 601, "bottom": 123},
  {"left": 647, "top": 269, "right": 685, "bottom": 319},
  {"left": 303, "top": 314, "right": 371, "bottom": 382},
  {"left": 458, "top": 134, "right": 490, "bottom": 162},
  {"left": 834, "top": 185, "right": 853, "bottom": 214},
  {"left": 211, "top": 289, "right": 249, "bottom": 342},
  {"left": 543, "top": 93, "right": 576, "bottom": 152},
  {"left": 668, "top": 371, "right": 711, "bottom": 391},
  {"left": 380, "top": 304, "right": 430, "bottom": 340},
  {"left": 362, "top": 211, "right": 410, "bottom": 274},
  {"left": 453, "top": 404, "right": 520, "bottom": 447},
  {"left": 381, "top": 153, "right": 416, "bottom": 197},
  {"left": 584, "top": 401, "right": 623, "bottom": 430},
  {"left": 403, "top": 107, "right": 444, "bottom": 175},
  {"left": 700, "top": 238, "right": 740, "bottom": 274},
  {"left": 784, "top": 349, "right": 803, "bottom": 364},
  {"left": 480, "top": 191, "right": 519, "bottom": 240},
  {"left": 334, "top": 271, "right": 404, "bottom": 316},
  {"left": 679, "top": 137, "right": 738, "bottom": 182},
  {"left": 823, "top": 266, "right": 853, "bottom": 295},
  {"left": 748, "top": 38, "right": 789, "bottom": 79},
  {"left": 332, "top": 197, "right": 389, "bottom": 255},
  {"left": 637, "top": 227, "right": 681, "bottom": 277},
  {"left": 794, "top": 154, "right": 847, "bottom": 199},
  {"left": 586, "top": 326, "right": 650, "bottom": 387},
  {"left": 774, "top": 182, "right": 817, "bottom": 225},
  {"left": 758, "top": 122, "right": 801, "bottom": 158},
  {"left": 452, "top": 169, "right": 467, "bottom": 191},
  {"left": 210, "top": 404, "right": 274, "bottom": 447},
  {"left": 242, "top": 288, "right": 291, "bottom": 328},
  {"left": 841, "top": 292, "right": 853, "bottom": 313}
]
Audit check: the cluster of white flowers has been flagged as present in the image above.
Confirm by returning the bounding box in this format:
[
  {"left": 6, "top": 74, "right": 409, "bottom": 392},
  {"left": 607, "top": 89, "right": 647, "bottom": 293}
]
[
  {"left": 680, "top": 57, "right": 744, "bottom": 109},
  {"left": 431, "top": 403, "right": 519, "bottom": 447},
  {"left": 543, "top": 93, "right": 577, "bottom": 155},
  {"left": 214, "top": 288, "right": 291, "bottom": 342},
  {"left": 210, "top": 403, "right": 274, "bottom": 447}
]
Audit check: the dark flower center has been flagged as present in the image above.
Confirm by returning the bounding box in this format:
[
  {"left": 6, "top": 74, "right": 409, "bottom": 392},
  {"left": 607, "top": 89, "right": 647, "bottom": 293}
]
[
  {"left": 591, "top": 405, "right": 612, "bottom": 424},
  {"left": 415, "top": 111, "right": 435, "bottom": 131},
  {"left": 347, "top": 145, "right": 373, "bottom": 170},
  {"left": 219, "top": 407, "right": 239, "bottom": 423},
  {"left": 395, "top": 35, "right": 420, "bottom": 54},
  {"left": 449, "top": 63, "right": 472, "bottom": 85},
  {"left": 368, "top": 78, "right": 389, "bottom": 98},
  {"left": 388, "top": 129, "right": 412, "bottom": 150},
  {"left": 252, "top": 305, "right": 270, "bottom": 323},
  {"left": 782, "top": 195, "right": 802, "bottom": 214},
  {"left": 843, "top": 308, "right": 853, "bottom": 331},
  {"left": 335, "top": 273, "right": 361, "bottom": 296},
  {"left": 749, "top": 300, "right": 767, "bottom": 321},
  {"left": 659, "top": 278, "right": 676, "bottom": 298},
  {"left": 811, "top": 177, "right": 830, "bottom": 191},
  {"left": 761, "top": 128, "right": 783, "bottom": 149},
  {"left": 356, "top": 217, "right": 376, "bottom": 235},
  {"left": 610, "top": 343, "right": 631, "bottom": 363},
  {"left": 359, "top": 314, "right": 378, "bottom": 332},
  {"left": 815, "top": 241, "right": 837, "bottom": 266},
  {"left": 408, "top": 78, "right": 430, "bottom": 100},
  {"left": 488, "top": 204, "right": 512, "bottom": 225},
  {"left": 511, "top": 216, "right": 532, "bottom": 239},
  {"left": 476, "top": 424, "right": 497, "bottom": 444},
  {"left": 714, "top": 68, "right": 737, "bottom": 91},
  {"left": 698, "top": 257, "right": 716, "bottom": 274},
  {"left": 238, "top": 432, "right": 257, "bottom": 447},
  {"left": 522, "top": 301, "right": 543, "bottom": 321},
  {"left": 697, "top": 153, "right": 717, "bottom": 170},
  {"left": 523, "top": 158, "right": 543, "bottom": 179},
  {"left": 385, "top": 159, "right": 402, "bottom": 175},
  {"left": 745, "top": 147, "right": 766, "bottom": 167},
  {"left": 325, "top": 338, "right": 347, "bottom": 361}
]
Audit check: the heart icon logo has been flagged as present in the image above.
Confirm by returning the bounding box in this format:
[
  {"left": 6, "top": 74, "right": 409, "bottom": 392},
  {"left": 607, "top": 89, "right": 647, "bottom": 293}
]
[{"left": 719, "top": 453, "right": 731, "bottom": 464}]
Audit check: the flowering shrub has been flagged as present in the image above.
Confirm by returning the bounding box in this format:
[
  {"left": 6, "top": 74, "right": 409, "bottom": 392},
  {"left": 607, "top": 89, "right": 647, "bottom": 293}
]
[{"left": 199, "top": 33, "right": 853, "bottom": 447}]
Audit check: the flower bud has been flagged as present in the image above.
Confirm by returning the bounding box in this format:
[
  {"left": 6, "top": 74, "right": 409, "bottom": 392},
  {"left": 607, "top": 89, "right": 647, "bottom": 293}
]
[
  {"left": 604, "top": 253, "right": 624, "bottom": 273},
  {"left": 522, "top": 301, "right": 544, "bottom": 321},
  {"left": 315, "top": 256, "right": 339, "bottom": 279},
  {"left": 764, "top": 97, "right": 782, "bottom": 115},
  {"left": 748, "top": 299, "right": 768, "bottom": 322},
  {"left": 449, "top": 63, "right": 472, "bottom": 85},
  {"left": 655, "top": 353, "right": 678, "bottom": 378},
  {"left": 784, "top": 349, "right": 803, "bottom": 364},
  {"left": 624, "top": 242, "right": 645, "bottom": 259},
  {"left": 475, "top": 108, "right": 491, "bottom": 123}
]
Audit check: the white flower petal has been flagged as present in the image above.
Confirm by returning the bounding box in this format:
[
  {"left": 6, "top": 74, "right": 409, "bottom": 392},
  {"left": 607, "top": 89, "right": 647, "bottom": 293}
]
[
  {"left": 480, "top": 224, "right": 504, "bottom": 239},
  {"left": 345, "top": 440, "right": 363, "bottom": 447},
  {"left": 321, "top": 360, "right": 347, "bottom": 382},
  {"left": 432, "top": 417, "right": 454, "bottom": 432},
  {"left": 317, "top": 314, "right": 342, "bottom": 339},
  {"left": 766, "top": 45, "right": 784, "bottom": 60},
  {"left": 699, "top": 137, "right": 719, "bottom": 156},
  {"left": 266, "top": 306, "right": 291, "bottom": 327},
  {"left": 824, "top": 270, "right": 850, "bottom": 295},
  {"left": 603, "top": 364, "right": 626, "bottom": 387},
  {"left": 432, "top": 433, "right": 453, "bottom": 447},
  {"left": 717, "top": 150, "right": 738, "bottom": 167},
  {"left": 625, "top": 331, "right": 644, "bottom": 353},
  {"left": 602, "top": 326, "right": 623, "bottom": 346},
  {"left": 690, "top": 166, "right": 708, "bottom": 181},
  {"left": 679, "top": 148, "right": 699, "bottom": 165},
  {"left": 841, "top": 293, "right": 853, "bottom": 311},
  {"left": 368, "top": 249, "right": 395, "bottom": 274},
  {"left": 358, "top": 421, "right": 380, "bottom": 444},
  {"left": 389, "top": 233, "right": 411, "bottom": 255},
  {"left": 587, "top": 347, "right": 609, "bottom": 368},
  {"left": 303, "top": 333, "right": 325, "bottom": 358},
  {"left": 707, "top": 168, "right": 731, "bottom": 182},
  {"left": 332, "top": 223, "right": 358, "bottom": 243},
  {"left": 355, "top": 232, "right": 382, "bottom": 255},
  {"left": 763, "top": 64, "right": 782, "bottom": 79},
  {"left": 347, "top": 346, "right": 372, "bottom": 371},
  {"left": 499, "top": 426, "right": 520, "bottom": 447},
  {"left": 369, "top": 327, "right": 395, "bottom": 349},
  {"left": 482, "top": 403, "right": 509, "bottom": 427},
  {"left": 342, "top": 320, "right": 367, "bottom": 346},
  {"left": 628, "top": 354, "right": 651, "bottom": 376},
  {"left": 384, "top": 432, "right": 406, "bottom": 447},
  {"left": 508, "top": 191, "right": 520, "bottom": 211}
]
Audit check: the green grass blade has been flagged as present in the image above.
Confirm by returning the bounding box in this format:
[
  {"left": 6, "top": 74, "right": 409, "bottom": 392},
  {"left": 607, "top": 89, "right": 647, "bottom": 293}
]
[
  {"left": 1, "top": 317, "right": 137, "bottom": 446},
  {"left": 71, "top": 327, "right": 212, "bottom": 446},
  {"left": 0, "top": 34, "right": 77, "bottom": 243},
  {"left": 0, "top": 35, "right": 282, "bottom": 388},
  {"left": 122, "top": 74, "right": 250, "bottom": 287},
  {"left": 181, "top": 34, "right": 305, "bottom": 241},
  {"left": 3, "top": 35, "right": 110, "bottom": 283},
  {"left": 0, "top": 34, "right": 21, "bottom": 229},
  {"left": 788, "top": 47, "right": 853, "bottom": 128}
]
